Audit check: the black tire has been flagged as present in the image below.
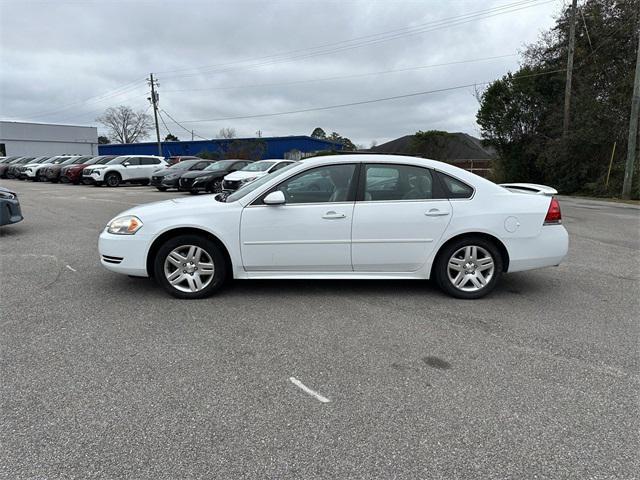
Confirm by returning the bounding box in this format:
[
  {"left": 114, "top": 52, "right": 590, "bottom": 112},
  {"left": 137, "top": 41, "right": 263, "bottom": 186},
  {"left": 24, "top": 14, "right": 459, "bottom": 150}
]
[
  {"left": 208, "top": 178, "right": 223, "bottom": 193},
  {"left": 105, "top": 172, "right": 121, "bottom": 187},
  {"left": 154, "top": 234, "right": 227, "bottom": 299},
  {"left": 156, "top": 187, "right": 167, "bottom": 192},
  {"left": 434, "top": 236, "right": 503, "bottom": 299},
  {"left": 189, "top": 190, "right": 198, "bottom": 195}
]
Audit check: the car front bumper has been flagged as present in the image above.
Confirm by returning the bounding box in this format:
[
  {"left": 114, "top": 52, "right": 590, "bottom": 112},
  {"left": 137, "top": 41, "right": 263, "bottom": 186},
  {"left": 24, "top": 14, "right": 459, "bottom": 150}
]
[
  {"left": 0, "top": 197, "right": 23, "bottom": 226},
  {"left": 152, "top": 176, "right": 179, "bottom": 188},
  {"left": 99, "top": 229, "right": 151, "bottom": 277}
]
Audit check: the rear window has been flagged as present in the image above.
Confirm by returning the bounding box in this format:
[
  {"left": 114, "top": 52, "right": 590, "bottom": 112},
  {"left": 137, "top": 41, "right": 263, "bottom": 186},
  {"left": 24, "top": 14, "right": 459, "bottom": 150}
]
[{"left": 438, "top": 172, "right": 474, "bottom": 199}]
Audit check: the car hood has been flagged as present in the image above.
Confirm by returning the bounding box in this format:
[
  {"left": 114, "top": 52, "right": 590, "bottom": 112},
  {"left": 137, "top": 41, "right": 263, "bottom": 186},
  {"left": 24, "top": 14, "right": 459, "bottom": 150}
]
[
  {"left": 224, "top": 170, "right": 265, "bottom": 181},
  {"left": 153, "top": 167, "right": 190, "bottom": 177},
  {"left": 112, "top": 195, "right": 233, "bottom": 223},
  {"left": 181, "top": 169, "right": 226, "bottom": 179}
]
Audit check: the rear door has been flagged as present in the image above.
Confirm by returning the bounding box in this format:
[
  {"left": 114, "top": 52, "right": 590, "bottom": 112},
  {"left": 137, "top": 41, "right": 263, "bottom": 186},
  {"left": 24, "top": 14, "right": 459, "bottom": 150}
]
[
  {"left": 139, "top": 157, "right": 163, "bottom": 178},
  {"left": 351, "top": 163, "right": 452, "bottom": 272}
]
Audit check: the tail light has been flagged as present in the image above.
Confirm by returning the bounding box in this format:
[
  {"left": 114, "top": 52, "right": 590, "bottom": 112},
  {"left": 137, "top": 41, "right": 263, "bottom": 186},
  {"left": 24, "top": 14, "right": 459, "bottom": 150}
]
[{"left": 544, "top": 196, "right": 562, "bottom": 225}]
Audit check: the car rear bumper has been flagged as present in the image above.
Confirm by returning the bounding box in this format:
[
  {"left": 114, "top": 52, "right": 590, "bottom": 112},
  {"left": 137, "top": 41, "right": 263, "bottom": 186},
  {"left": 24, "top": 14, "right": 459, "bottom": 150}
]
[
  {"left": 506, "top": 224, "right": 569, "bottom": 273},
  {"left": 99, "top": 230, "right": 150, "bottom": 277}
]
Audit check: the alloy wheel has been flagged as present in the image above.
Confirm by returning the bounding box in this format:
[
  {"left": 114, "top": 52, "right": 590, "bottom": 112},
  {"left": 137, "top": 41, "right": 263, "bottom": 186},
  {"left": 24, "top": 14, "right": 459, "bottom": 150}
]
[
  {"left": 211, "top": 179, "right": 222, "bottom": 193},
  {"left": 163, "top": 245, "right": 215, "bottom": 293},
  {"left": 446, "top": 245, "right": 495, "bottom": 292}
]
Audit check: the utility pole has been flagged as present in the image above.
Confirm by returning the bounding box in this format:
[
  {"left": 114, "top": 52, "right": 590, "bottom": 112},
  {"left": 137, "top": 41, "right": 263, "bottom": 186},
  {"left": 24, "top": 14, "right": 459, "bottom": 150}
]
[
  {"left": 147, "top": 73, "right": 162, "bottom": 156},
  {"left": 563, "top": 0, "right": 578, "bottom": 138},
  {"left": 622, "top": 30, "right": 640, "bottom": 199},
  {"left": 191, "top": 130, "right": 194, "bottom": 141}
]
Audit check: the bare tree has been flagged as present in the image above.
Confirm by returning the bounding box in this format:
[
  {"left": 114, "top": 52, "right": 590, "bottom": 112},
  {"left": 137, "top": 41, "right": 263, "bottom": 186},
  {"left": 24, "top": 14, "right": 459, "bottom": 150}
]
[
  {"left": 96, "top": 106, "right": 152, "bottom": 144},
  {"left": 218, "top": 127, "right": 237, "bottom": 139}
]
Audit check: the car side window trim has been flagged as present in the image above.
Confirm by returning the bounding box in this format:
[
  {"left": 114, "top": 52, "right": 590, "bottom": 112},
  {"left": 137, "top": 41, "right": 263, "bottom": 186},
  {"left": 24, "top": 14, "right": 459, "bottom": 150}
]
[
  {"left": 249, "top": 162, "right": 361, "bottom": 206},
  {"left": 433, "top": 170, "right": 476, "bottom": 200},
  {"left": 355, "top": 163, "right": 447, "bottom": 202}
]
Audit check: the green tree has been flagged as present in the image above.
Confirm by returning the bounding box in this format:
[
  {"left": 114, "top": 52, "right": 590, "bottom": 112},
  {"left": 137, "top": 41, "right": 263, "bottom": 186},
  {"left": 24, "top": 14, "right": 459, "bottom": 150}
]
[
  {"left": 477, "top": 0, "right": 639, "bottom": 196},
  {"left": 327, "top": 131, "right": 357, "bottom": 151},
  {"left": 311, "top": 127, "right": 327, "bottom": 139},
  {"left": 98, "top": 135, "right": 110, "bottom": 144},
  {"left": 164, "top": 133, "right": 179, "bottom": 141}
]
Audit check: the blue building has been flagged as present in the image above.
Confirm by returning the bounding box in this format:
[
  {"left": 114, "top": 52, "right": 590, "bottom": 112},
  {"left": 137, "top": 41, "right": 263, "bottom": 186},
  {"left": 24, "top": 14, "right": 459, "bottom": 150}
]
[{"left": 98, "top": 135, "right": 344, "bottom": 159}]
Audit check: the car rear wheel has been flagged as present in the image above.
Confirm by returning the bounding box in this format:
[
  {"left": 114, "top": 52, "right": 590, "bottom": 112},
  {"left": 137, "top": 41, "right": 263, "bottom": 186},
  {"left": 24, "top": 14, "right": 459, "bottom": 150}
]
[
  {"left": 434, "top": 236, "right": 502, "bottom": 299},
  {"left": 156, "top": 187, "right": 167, "bottom": 192},
  {"left": 105, "top": 172, "right": 121, "bottom": 187},
  {"left": 154, "top": 234, "right": 227, "bottom": 299}
]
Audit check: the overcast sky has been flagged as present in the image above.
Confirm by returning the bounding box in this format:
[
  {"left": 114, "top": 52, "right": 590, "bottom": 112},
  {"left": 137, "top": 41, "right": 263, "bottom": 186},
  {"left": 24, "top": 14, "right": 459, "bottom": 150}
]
[{"left": 0, "top": 0, "right": 561, "bottom": 146}]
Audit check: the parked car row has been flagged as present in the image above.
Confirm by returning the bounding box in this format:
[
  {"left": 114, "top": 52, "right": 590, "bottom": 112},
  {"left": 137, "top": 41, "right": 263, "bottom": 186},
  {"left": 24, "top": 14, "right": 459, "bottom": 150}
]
[{"left": 0, "top": 155, "right": 295, "bottom": 194}]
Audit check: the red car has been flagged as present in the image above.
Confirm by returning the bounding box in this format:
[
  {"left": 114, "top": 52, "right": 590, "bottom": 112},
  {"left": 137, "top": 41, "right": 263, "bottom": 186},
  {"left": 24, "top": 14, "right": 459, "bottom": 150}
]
[{"left": 60, "top": 155, "right": 117, "bottom": 184}]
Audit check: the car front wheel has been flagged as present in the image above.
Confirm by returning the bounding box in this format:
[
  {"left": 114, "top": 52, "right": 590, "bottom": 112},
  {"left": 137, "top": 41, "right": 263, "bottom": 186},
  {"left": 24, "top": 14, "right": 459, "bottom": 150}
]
[
  {"left": 434, "top": 237, "right": 502, "bottom": 299},
  {"left": 105, "top": 172, "right": 121, "bottom": 187},
  {"left": 208, "top": 179, "right": 222, "bottom": 193},
  {"left": 154, "top": 234, "right": 227, "bottom": 299}
]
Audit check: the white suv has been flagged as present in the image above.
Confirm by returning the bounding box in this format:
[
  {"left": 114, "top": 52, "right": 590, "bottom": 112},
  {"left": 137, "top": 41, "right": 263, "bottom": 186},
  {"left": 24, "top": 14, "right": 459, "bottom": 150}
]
[
  {"left": 24, "top": 155, "right": 73, "bottom": 180},
  {"left": 83, "top": 155, "right": 166, "bottom": 187}
]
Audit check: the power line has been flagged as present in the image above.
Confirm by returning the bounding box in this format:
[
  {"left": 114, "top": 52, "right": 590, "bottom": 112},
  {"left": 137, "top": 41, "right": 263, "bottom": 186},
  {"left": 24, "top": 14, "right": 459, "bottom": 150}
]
[
  {"left": 174, "top": 68, "right": 567, "bottom": 124},
  {"left": 157, "top": 110, "right": 174, "bottom": 138},
  {"left": 21, "top": 79, "right": 147, "bottom": 120},
  {"left": 161, "top": 0, "right": 552, "bottom": 81},
  {"left": 162, "top": 53, "right": 518, "bottom": 93},
  {"left": 11, "top": 0, "right": 548, "bottom": 121},
  {"left": 160, "top": 109, "right": 210, "bottom": 139}
]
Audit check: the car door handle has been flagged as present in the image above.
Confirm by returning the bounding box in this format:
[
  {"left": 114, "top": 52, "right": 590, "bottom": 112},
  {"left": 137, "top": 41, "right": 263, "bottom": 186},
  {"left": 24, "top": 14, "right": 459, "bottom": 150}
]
[
  {"left": 425, "top": 209, "right": 450, "bottom": 217},
  {"left": 322, "top": 211, "right": 346, "bottom": 219}
]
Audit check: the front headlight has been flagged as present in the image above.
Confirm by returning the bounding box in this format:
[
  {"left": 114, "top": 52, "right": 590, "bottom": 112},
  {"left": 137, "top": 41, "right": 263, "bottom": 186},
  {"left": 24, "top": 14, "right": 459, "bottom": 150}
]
[
  {"left": 106, "top": 215, "right": 143, "bottom": 235},
  {"left": 193, "top": 176, "right": 211, "bottom": 183},
  {"left": 239, "top": 176, "right": 257, "bottom": 184}
]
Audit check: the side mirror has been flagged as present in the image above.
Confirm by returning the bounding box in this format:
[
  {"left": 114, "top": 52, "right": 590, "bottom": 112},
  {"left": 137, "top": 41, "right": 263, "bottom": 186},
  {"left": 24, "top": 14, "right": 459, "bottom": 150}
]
[
  {"left": 123, "top": 162, "right": 130, "bottom": 167},
  {"left": 263, "top": 190, "right": 286, "bottom": 205}
]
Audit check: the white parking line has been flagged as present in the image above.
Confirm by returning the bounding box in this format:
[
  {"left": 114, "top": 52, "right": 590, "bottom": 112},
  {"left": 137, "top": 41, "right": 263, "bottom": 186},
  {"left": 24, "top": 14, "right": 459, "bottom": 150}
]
[
  {"left": 289, "top": 377, "right": 331, "bottom": 403},
  {"left": 65, "top": 265, "right": 77, "bottom": 272}
]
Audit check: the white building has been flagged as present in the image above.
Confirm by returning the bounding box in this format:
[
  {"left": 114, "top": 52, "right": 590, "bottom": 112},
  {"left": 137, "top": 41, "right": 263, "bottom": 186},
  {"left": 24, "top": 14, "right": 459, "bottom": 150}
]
[{"left": 0, "top": 121, "right": 98, "bottom": 156}]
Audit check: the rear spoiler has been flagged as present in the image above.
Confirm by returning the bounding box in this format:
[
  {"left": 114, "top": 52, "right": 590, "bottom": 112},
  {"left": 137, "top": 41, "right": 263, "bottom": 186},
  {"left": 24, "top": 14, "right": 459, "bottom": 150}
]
[{"left": 499, "top": 183, "right": 558, "bottom": 196}]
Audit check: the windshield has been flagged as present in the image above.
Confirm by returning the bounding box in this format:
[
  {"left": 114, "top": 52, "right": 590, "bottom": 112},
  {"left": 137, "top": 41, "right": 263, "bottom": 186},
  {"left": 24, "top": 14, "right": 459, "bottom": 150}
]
[
  {"left": 70, "top": 156, "right": 91, "bottom": 164},
  {"left": 95, "top": 156, "right": 116, "bottom": 165},
  {"left": 52, "top": 157, "right": 71, "bottom": 164},
  {"left": 241, "top": 161, "right": 276, "bottom": 172},
  {"left": 84, "top": 156, "right": 104, "bottom": 165},
  {"left": 61, "top": 157, "right": 81, "bottom": 165},
  {"left": 169, "top": 159, "right": 200, "bottom": 170},
  {"left": 224, "top": 162, "right": 299, "bottom": 203},
  {"left": 205, "top": 160, "right": 236, "bottom": 171}
]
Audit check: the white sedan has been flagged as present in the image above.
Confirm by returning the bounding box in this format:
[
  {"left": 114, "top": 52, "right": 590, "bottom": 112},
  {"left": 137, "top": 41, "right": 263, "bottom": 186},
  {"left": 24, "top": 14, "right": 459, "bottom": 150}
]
[{"left": 99, "top": 155, "right": 568, "bottom": 299}]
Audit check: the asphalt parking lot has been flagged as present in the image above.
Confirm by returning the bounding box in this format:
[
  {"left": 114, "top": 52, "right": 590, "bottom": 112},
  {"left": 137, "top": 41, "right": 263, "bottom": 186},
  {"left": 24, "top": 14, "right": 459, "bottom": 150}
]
[{"left": 1, "top": 180, "right": 639, "bottom": 479}]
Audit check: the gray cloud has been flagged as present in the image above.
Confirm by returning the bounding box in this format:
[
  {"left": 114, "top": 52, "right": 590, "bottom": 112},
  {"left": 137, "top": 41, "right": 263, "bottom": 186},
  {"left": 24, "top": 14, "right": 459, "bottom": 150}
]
[{"left": 0, "top": 0, "right": 559, "bottom": 145}]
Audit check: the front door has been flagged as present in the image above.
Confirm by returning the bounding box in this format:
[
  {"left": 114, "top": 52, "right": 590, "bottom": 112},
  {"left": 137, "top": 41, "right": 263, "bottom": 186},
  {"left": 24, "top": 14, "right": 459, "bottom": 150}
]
[
  {"left": 352, "top": 163, "right": 452, "bottom": 272},
  {"left": 240, "top": 163, "right": 358, "bottom": 272}
]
